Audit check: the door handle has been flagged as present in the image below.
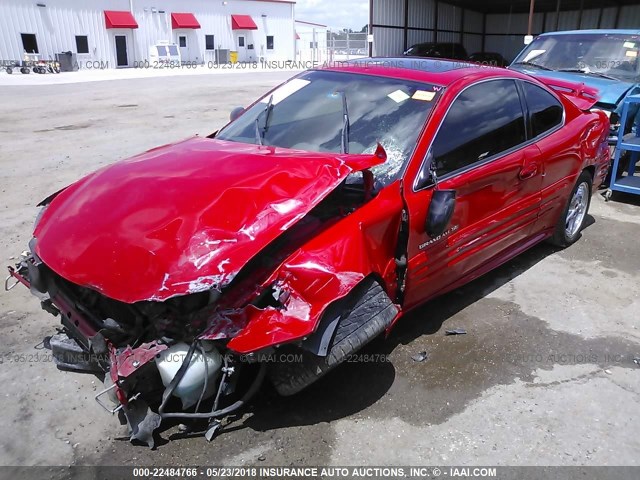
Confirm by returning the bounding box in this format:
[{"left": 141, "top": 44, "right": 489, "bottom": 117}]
[{"left": 519, "top": 164, "right": 539, "bottom": 180}]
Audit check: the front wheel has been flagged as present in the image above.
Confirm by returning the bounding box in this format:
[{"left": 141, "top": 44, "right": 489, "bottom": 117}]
[
  {"left": 269, "top": 278, "right": 398, "bottom": 396},
  {"left": 549, "top": 171, "right": 592, "bottom": 247}
]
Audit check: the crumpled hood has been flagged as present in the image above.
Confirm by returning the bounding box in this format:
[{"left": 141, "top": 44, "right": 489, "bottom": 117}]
[
  {"left": 509, "top": 66, "right": 636, "bottom": 107},
  {"left": 34, "top": 137, "right": 370, "bottom": 303}
]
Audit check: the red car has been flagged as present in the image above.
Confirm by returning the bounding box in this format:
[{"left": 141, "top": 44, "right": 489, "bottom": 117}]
[{"left": 8, "top": 58, "right": 610, "bottom": 447}]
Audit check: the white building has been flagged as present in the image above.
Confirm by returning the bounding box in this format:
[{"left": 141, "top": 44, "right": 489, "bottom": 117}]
[
  {"left": 295, "top": 19, "right": 327, "bottom": 63},
  {"left": 0, "top": 0, "right": 297, "bottom": 68}
]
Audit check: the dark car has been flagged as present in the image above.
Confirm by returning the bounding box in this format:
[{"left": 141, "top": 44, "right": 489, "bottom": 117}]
[
  {"left": 403, "top": 42, "right": 468, "bottom": 60},
  {"left": 9, "top": 58, "right": 610, "bottom": 447},
  {"left": 468, "top": 51, "right": 509, "bottom": 67}
]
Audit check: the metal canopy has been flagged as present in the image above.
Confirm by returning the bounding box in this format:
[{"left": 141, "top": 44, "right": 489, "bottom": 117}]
[{"left": 444, "top": 0, "right": 639, "bottom": 14}]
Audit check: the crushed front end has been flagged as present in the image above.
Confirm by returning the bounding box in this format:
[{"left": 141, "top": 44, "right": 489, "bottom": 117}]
[
  {"left": 6, "top": 139, "right": 394, "bottom": 447},
  {"left": 7, "top": 247, "right": 270, "bottom": 448}
]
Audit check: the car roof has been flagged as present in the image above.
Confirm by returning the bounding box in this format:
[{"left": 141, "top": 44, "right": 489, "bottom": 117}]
[
  {"left": 538, "top": 29, "right": 640, "bottom": 36},
  {"left": 322, "top": 57, "right": 524, "bottom": 87}
]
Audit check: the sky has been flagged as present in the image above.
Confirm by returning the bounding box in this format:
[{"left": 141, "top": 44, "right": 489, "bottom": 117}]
[{"left": 294, "top": 0, "right": 369, "bottom": 31}]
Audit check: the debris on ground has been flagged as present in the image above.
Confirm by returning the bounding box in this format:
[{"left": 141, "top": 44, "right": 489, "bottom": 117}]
[
  {"left": 411, "top": 351, "right": 429, "bottom": 362},
  {"left": 445, "top": 328, "right": 467, "bottom": 336}
]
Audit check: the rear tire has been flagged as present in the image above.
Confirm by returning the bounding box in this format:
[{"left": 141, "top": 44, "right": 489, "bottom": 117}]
[
  {"left": 549, "top": 171, "right": 592, "bottom": 247},
  {"left": 269, "top": 278, "right": 398, "bottom": 396}
]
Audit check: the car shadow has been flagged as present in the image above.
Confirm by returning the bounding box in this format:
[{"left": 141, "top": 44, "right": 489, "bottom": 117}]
[{"left": 166, "top": 219, "right": 595, "bottom": 441}]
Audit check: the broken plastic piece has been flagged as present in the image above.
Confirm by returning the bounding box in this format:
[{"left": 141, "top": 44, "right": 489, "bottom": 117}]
[
  {"left": 411, "top": 351, "right": 428, "bottom": 362},
  {"left": 445, "top": 328, "right": 467, "bottom": 335},
  {"left": 205, "top": 419, "right": 222, "bottom": 442},
  {"left": 124, "top": 399, "right": 162, "bottom": 449}
]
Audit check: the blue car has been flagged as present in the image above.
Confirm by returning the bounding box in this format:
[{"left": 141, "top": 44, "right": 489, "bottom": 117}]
[{"left": 510, "top": 29, "right": 640, "bottom": 146}]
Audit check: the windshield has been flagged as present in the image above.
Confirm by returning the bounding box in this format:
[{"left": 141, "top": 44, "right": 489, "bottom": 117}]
[
  {"left": 513, "top": 33, "right": 640, "bottom": 82},
  {"left": 216, "top": 70, "right": 443, "bottom": 185}
]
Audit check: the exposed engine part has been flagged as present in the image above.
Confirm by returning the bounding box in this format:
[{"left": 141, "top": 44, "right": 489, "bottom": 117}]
[
  {"left": 158, "top": 351, "right": 266, "bottom": 421},
  {"left": 155, "top": 341, "right": 222, "bottom": 409}
]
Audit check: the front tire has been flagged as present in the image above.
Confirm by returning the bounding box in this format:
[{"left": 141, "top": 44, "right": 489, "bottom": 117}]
[
  {"left": 269, "top": 278, "right": 398, "bottom": 396},
  {"left": 549, "top": 171, "right": 592, "bottom": 247}
]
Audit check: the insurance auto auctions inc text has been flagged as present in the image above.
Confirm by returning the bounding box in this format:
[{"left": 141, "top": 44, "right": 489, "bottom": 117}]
[{"left": 255, "top": 466, "right": 498, "bottom": 477}]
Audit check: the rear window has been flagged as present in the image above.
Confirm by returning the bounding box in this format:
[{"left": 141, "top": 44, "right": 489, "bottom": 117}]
[{"left": 522, "top": 82, "right": 564, "bottom": 137}]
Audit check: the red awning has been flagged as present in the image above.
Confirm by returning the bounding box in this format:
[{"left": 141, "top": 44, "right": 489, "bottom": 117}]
[
  {"left": 171, "top": 13, "right": 201, "bottom": 29},
  {"left": 104, "top": 10, "right": 138, "bottom": 29},
  {"left": 231, "top": 14, "right": 258, "bottom": 30}
]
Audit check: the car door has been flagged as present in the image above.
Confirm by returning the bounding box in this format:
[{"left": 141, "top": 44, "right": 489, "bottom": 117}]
[{"left": 402, "top": 78, "right": 544, "bottom": 309}]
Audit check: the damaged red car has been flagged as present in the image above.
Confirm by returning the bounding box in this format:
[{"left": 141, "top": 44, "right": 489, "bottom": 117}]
[{"left": 8, "top": 58, "right": 610, "bottom": 447}]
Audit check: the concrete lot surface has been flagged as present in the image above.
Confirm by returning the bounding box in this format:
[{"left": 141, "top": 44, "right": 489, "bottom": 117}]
[{"left": 0, "top": 72, "right": 639, "bottom": 468}]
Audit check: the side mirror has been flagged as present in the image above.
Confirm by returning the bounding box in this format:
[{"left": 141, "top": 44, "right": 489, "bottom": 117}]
[
  {"left": 425, "top": 189, "right": 456, "bottom": 237},
  {"left": 230, "top": 106, "right": 245, "bottom": 122}
]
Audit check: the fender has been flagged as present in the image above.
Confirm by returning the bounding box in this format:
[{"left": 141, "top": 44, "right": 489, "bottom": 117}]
[
  {"left": 579, "top": 110, "right": 611, "bottom": 190},
  {"left": 219, "top": 182, "right": 405, "bottom": 354}
]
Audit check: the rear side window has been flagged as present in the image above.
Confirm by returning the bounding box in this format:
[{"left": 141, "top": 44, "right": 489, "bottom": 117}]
[
  {"left": 522, "top": 82, "right": 564, "bottom": 137},
  {"left": 431, "top": 79, "right": 526, "bottom": 177}
]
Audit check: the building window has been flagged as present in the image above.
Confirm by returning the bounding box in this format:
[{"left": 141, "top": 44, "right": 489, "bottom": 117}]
[
  {"left": 238, "top": 36, "right": 245, "bottom": 47},
  {"left": 267, "top": 36, "right": 274, "bottom": 50},
  {"left": 21, "top": 33, "right": 38, "bottom": 54},
  {"left": 75, "top": 35, "right": 89, "bottom": 54},
  {"left": 179, "top": 36, "right": 187, "bottom": 48},
  {"left": 205, "top": 35, "right": 215, "bottom": 51}
]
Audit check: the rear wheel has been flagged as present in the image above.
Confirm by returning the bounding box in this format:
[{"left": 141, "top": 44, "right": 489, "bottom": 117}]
[
  {"left": 549, "top": 171, "right": 592, "bottom": 247},
  {"left": 269, "top": 278, "right": 398, "bottom": 396}
]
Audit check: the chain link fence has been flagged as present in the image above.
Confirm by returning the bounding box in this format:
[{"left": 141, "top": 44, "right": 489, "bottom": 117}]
[{"left": 327, "top": 31, "right": 369, "bottom": 61}]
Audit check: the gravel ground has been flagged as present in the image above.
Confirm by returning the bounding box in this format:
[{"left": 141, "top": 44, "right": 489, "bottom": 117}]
[{"left": 0, "top": 71, "right": 639, "bottom": 469}]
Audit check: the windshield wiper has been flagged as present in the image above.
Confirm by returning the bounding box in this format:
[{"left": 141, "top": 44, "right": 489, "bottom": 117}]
[
  {"left": 512, "top": 61, "right": 553, "bottom": 71},
  {"left": 338, "top": 91, "right": 350, "bottom": 154},
  {"left": 556, "top": 68, "right": 620, "bottom": 81},
  {"left": 263, "top": 94, "right": 274, "bottom": 137},
  {"left": 254, "top": 94, "right": 274, "bottom": 146}
]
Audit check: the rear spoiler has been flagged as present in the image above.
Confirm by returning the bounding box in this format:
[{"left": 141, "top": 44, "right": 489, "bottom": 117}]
[{"left": 535, "top": 76, "right": 600, "bottom": 111}]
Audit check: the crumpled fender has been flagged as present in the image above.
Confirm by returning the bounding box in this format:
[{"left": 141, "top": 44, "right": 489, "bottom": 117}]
[{"left": 212, "top": 181, "right": 404, "bottom": 354}]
